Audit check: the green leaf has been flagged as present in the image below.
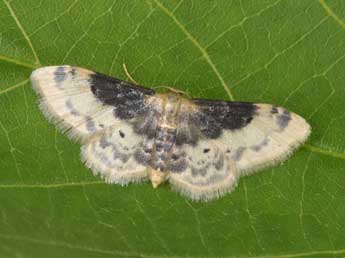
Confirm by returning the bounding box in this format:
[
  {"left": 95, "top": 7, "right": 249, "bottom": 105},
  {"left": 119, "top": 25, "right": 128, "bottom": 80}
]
[{"left": 1, "top": 0, "right": 345, "bottom": 257}]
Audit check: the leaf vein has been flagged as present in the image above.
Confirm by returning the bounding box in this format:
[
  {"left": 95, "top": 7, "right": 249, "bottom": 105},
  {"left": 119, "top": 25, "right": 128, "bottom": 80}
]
[
  {"left": 0, "top": 79, "right": 29, "bottom": 96},
  {"left": 152, "top": 0, "right": 234, "bottom": 100},
  {"left": 234, "top": 16, "right": 329, "bottom": 87},
  {"left": 2, "top": 0, "right": 41, "bottom": 65},
  {"left": 0, "top": 54, "right": 38, "bottom": 69},
  {"left": 319, "top": 0, "right": 345, "bottom": 29},
  {"left": 303, "top": 144, "right": 345, "bottom": 160}
]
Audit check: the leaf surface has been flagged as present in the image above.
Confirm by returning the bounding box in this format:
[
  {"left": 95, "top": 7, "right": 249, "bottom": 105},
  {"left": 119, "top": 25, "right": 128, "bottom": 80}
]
[{"left": 1, "top": 1, "right": 345, "bottom": 257}]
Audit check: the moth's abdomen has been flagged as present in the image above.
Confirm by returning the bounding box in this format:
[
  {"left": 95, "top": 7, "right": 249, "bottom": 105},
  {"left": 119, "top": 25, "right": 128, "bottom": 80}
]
[
  {"left": 151, "top": 94, "right": 181, "bottom": 171},
  {"left": 152, "top": 126, "right": 176, "bottom": 170}
]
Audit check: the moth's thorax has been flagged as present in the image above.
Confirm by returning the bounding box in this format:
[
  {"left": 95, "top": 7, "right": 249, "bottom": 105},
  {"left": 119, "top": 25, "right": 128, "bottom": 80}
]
[{"left": 160, "top": 93, "right": 181, "bottom": 126}]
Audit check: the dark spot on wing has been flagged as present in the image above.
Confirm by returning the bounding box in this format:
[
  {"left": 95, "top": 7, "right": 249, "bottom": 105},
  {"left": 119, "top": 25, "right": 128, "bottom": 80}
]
[
  {"left": 168, "top": 153, "right": 188, "bottom": 173},
  {"left": 70, "top": 68, "right": 77, "bottom": 77},
  {"left": 203, "top": 148, "right": 210, "bottom": 153},
  {"left": 119, "top": 130, "right": 125, "bottom": 138},
  {"left": 65, "top": 99, "right": 80, "bottom": 116},
  {"left": 99, "top": 136, "right": 111, "bottom": 149},
  {"left": 191, "top": 167, "right": 208, "bottom": 177},
  {"left": 277, "top": 110, "right": 291, "bottom": 130},
  {"left": 214, "top": 155, "right": 224, "bottom": 170},
  {"left": 250, "top": 138, "right": 269, "bottom": 152},
  {"left": 233, "top": 147, "right": 246, "bottom": 161},
  {"left": 85, "top": 116, "right": 96, "bottom": 132},
  {"left": 271, "top": 106, "right": 278, "bottom": 114},
  {"left": 112, "top": 146, "right": 130, "bottom": 163},
  {"left": 54, "top": 66, "right": 66, "bottom": 88}
]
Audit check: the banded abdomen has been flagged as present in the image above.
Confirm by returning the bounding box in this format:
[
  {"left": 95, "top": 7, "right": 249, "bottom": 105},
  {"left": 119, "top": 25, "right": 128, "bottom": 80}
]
[
  {"left": 151, "top": 94, "right": 181, "bottom": 172},
  {"left": 153, "top": 126, "right": 176, "bottom": 171}
]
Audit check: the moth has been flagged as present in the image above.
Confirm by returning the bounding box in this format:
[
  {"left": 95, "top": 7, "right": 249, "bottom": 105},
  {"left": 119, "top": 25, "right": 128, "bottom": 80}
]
[{"left": 30, "top": 66, "right": 311, "bottom": 201}]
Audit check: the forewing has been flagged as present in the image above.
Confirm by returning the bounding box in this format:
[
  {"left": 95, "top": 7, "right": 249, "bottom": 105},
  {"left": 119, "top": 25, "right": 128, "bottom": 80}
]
[
  {"left": 179, "top": 100, "right": 311, "bottom": 174},
  {"left": 81, "top": 124, "right": 150, "bottom": 185},
  {"left": 221, "top": 104, "right": 311, "bottom": 173},
  {"left": 30, "top": 65, "right": 155, "bottom": 141},
  {"left": 168, "top": 140, "right": 238, "bottom": 201}
]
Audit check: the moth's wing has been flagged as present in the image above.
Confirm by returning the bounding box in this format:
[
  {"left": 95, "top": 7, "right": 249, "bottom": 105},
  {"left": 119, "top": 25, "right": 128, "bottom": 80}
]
[
  {"left": 81, "top": 124, "right": 153, "bottom": 185},
  {"left": 181, "top": 99, "right": 311, "bottom": 174},
  {"left": 30, "top": 65, "right": 155, "bottom": 141},
  {"left": 168, "top": 140, "right": 238, "bottom": 201},
  {"left": 169, "top": 100, "right": 310, "bottom": 201}
]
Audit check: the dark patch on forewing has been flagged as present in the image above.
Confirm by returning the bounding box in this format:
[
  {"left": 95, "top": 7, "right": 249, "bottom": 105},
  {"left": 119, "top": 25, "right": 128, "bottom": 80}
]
[
  {"left": 89, "top": 72, "right": 155, "bottom": 120},
  {"left": 190, "top": 100, "right": 257, "bottom": 139},
  {"left": 277, "top": 110, "right": 291, "bottom": 130},
  {"left": 54, "top": 66, "right": 66, "bottom": 88}
]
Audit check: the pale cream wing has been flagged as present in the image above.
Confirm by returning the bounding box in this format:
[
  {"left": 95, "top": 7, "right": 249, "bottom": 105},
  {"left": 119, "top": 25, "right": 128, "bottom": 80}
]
[
  {"left": 168, "top": 140, "right": 239, "bottom": 201},
  {"left": 221, "top": 104, "right": 311, "bottom": 174},
  {"left": 30, "top": 65, "right": 155, "bottom": 141},
  {"left": 182, "top": 100, "right": 311, "bottom": 175},
  {"left": 168, "top": 100, "right": 310, "bottom": 201},
  {"left": 81, "top": 124, "right": 151, "bottom": 185}
]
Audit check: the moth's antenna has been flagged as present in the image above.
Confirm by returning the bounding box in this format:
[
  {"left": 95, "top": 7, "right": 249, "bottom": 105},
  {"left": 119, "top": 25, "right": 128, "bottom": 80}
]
[
  {"left": 153, "top": 85, "right": 191, "bottom": 98},
  {"left": 123, "top": 63, "right": 139, "bottom": 85}
]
